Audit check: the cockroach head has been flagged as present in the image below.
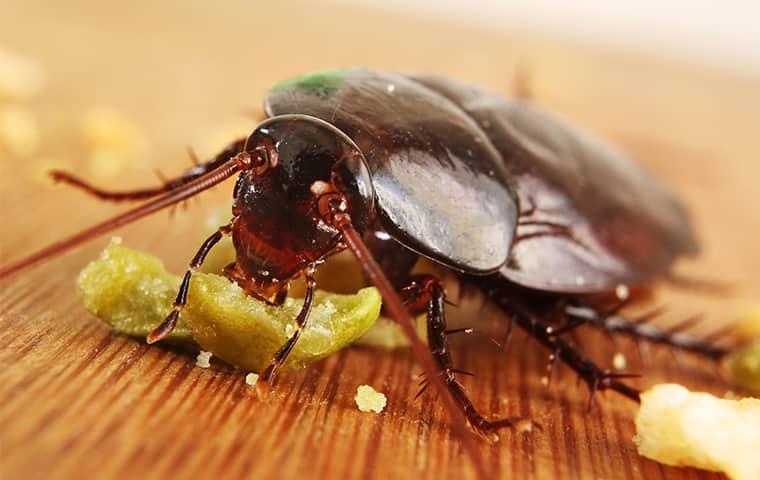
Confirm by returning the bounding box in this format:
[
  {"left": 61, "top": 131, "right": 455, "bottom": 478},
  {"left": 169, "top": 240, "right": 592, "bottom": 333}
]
[{"left": 228, "top": 114, "right": 375, "bottom": 285}]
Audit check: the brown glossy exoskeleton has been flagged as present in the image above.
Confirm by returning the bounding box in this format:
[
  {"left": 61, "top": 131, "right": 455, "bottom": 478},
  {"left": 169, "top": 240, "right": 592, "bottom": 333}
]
[{"left": 0, "top": 69, "right": 729, "bottom": 473}]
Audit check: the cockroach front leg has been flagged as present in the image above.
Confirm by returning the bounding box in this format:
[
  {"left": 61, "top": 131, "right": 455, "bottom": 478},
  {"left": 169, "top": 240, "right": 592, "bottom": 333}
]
[
  {"left": 403, "top": 274, "right": 520, "bottom": 440},
  {"left": 147, "top": 221, "right": 233, "bottom": 343},
  {"left": 50, "top": 138, "right": 247, "bottom": 202},
  {"left": 259, "top": 264, "right": 317, "bottom": 382}
]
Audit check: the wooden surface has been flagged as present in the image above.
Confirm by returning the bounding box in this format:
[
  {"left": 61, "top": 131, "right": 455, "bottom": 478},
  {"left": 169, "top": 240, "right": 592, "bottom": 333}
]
[{"left": 1, "top": 2, "right": 759, "bottom": 479}]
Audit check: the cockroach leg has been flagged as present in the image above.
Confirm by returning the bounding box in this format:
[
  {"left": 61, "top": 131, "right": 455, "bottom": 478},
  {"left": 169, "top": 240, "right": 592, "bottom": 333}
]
[
  {"left": 260, "top": 264, "right": 317, "bottom": 383},
  {"left": 402, "top": 275, "right": 521, "bottom": 439},
  {"left": 333, "top": 215, "right": 490, "bottom": 478},
  {"left": 563, "top": 304, "right": 730, "bottom": 360},
  {"left": 490, "top": 295, "right": 642, "bottom": 402},
  {"left": 146, "top": 221, "right": 233, "bottom": 344},
  {"left": 49, "top": 138, "right": 247, "bottom": 202}
]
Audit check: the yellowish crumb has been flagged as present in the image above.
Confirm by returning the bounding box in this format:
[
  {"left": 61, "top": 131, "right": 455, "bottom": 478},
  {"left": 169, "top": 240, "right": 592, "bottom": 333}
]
[
  {"left": 195, "top": 350, "right": 212, "bottom": 368},
  {"left": 355, "top": 385, "right": 387, "bottom": 413},
  {"left": 0, "top": 106, "right": 39, "bottom": 156},
  {"left": 245, "top": 373, "right": 259, "bottom": 386},
  {"left": 81, "top": 107, "right": 150, "bottom": 179},
  {"left": 735, "top": 305, "right": 760, "bottom": 341},
  {"left": 0, "top": 47, "right": 45, "bottom": 101},
  {"left": 634, "top": 383, "right": 760, "bottom": 480},
  {"left": 726, "top": 341, "right": 760, "bottom": 393},
  {"left": 612, "top": 352, "right": 627, "bottom": 370}
]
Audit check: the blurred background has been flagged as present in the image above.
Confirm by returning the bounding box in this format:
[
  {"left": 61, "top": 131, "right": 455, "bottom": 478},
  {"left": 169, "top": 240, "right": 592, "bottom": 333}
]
[{"left": 333, "top": 0, "right": 760, "bottom": 74}]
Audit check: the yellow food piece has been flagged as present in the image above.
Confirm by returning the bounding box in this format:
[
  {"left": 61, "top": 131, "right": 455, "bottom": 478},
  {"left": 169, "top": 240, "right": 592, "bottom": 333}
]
[
  {"left": 354, "top": 385, "right": 387, "bottom": 413},
  {"left": 187, "top": 273, "right": 381, "bottom": 372},
  {"left": 735, "top": 305, "right": 760, "bottom": 341},
  {"left": 77, "top": 239, "right": 194, "bottom": 343},
  {"left": 726, "top": 341, "right": 760, "bottom": 393},
  {"left": 634, "top": 383, "right": 760, "bottom": 480},
  {"left": 78, "top": 241, "right": 382, "bottom": 372}
]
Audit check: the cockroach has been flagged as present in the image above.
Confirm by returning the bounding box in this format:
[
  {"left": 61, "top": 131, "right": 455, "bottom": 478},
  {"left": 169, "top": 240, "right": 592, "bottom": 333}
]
[{"left": 0, "top": 69, "right": 728, "bottom": 475}]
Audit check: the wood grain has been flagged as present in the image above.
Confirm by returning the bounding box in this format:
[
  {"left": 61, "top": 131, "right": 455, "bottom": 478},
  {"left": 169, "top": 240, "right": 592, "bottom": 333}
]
[{"left": 1, "top": 2, "right": 758, "bottom": 479}]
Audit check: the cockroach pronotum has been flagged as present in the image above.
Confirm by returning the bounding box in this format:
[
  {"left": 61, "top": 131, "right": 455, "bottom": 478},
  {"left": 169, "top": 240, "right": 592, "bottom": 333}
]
[{"left": 0, "top": 69, "right": 729, "bottom": 476}]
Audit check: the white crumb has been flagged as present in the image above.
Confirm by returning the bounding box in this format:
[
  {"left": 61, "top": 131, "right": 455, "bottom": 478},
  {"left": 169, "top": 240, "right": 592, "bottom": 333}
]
[
  {"left": 355, "top": 385, "right": 387, "bottom": 413},
  {"left": 195, "top": 350, "right": 212, "bottom": 368},
  {"left": 613, "top": 352, "right": 627, "bottom": 370},
  {"left": 245, "top": 372, "right": 259, "bottom": 386}
]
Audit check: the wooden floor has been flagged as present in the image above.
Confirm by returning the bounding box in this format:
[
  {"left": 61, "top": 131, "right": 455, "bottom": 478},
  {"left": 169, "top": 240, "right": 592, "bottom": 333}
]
[{"left": 1, "top": 2, "right": 758, "bottom": 479}]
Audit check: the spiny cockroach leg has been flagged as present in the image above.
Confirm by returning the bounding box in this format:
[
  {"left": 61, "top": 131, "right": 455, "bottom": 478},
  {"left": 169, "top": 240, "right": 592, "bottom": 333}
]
[
  {"left": 260, "top": 264, "right": 317, "bottom": 382},
  {"left": 403, "top": 274, "right": 521, "bottom": 438},
  {"left": 501, "top": 301, "right": 641, "bottom": 402},
  {"left": 147, "top": 222, "right": 233, "bottom": 343},
  {"left": 50, "top": 138, "right": 247, "bottom": 202},
  {"left": 563, "top": 304, "right": 729, "bottom": 359}
]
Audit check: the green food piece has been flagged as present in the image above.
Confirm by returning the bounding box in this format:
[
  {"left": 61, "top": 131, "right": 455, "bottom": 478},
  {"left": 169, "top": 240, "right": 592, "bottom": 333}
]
[
  {"left": 726, "top": 341, "right": 760, "bottom": 393},
  {"left": 77, "top": 240, "right": 194, "bottom": 343},
  {"left": 77, "top": 241, "right": 382, "bottom": 372},
  {"left": 271, "top": 70, "right": 344, "bottom": 97}
]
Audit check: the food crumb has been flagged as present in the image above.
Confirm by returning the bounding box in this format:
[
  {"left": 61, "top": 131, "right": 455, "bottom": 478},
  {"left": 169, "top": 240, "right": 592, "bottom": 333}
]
[
  {"left": 0, "top": 47, "right": 45, "bottom": 101},
  {"left": 726, "top": 340, "right": 760, "bottom": 393},
  {"left": 515, "top": 418, "right": 534, "bottom": 433},
  {"left": 245, "top": 372, "right": 259, "bottom": 386},
  {"left": 0, "top": 106, "right": 39, "bottom": 156},
  {"left": 735, "top": 304, "right": 760, "bottom": 341},
  {"left": 634, "top": 383, "right": 760, "bottom": 480},
  {"left": 195, "top": 350, "right": 212, "bottom": 368},
  {"left": 355, "top": 385, "right": 387, "bottom": 413},
  {"left": 81, "top": 107, "right": 150, "bottom": 179},
  {"left": 612, "top": 352, "right": 627, "bottom": 370}
]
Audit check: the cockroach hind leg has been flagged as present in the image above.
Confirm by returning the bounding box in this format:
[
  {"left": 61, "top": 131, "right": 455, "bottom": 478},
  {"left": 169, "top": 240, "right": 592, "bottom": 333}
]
[
  {"left": 489, "top": 294, "right": 642, "bottom": 403},
  {"left": 565, "top": 303, "right": 730, "bottom": 360}
]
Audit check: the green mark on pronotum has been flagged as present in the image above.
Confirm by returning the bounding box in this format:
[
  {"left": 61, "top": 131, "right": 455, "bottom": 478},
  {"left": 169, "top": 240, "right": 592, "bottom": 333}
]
[{"left": 272, "top": 70, "right": 344, "bottom": 97}]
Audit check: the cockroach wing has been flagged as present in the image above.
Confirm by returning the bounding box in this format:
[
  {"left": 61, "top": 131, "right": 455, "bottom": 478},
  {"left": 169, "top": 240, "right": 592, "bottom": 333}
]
[
  {"left": 411, "top": 74, "right": 699, "bottom": 292},
  {"left": 265, "top": 69, "right": 518, "bottom": 274}
]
